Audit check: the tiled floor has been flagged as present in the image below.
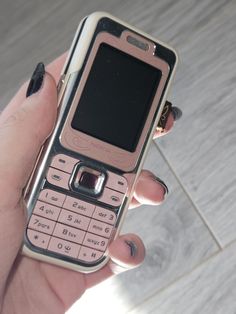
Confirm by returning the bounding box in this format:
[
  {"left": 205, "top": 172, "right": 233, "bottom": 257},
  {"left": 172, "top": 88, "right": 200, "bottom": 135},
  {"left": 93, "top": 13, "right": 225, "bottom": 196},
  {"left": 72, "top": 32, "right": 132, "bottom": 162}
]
[{"left": 1, "top": 1, "right": 236, "bottom": 313}]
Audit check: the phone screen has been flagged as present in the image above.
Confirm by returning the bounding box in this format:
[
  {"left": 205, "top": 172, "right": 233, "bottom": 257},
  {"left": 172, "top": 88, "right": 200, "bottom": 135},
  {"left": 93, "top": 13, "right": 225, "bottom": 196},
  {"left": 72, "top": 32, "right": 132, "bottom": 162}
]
[{"left": 71, "top": 43, "right": 162, "bottom": 152}]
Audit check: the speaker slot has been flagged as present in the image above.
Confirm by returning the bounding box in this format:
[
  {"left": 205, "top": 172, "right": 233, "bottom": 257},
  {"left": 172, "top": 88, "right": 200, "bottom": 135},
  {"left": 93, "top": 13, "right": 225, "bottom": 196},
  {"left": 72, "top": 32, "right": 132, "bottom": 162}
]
[{"left": 126, "top": 35, "right": 149, "bottom": 51}]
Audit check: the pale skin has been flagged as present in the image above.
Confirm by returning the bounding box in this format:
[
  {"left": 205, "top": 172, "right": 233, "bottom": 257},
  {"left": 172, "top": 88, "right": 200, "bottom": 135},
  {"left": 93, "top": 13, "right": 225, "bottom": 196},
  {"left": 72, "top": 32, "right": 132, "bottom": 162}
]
[{"left": 0, "top": 53, "right": 174, "bottom": 314}]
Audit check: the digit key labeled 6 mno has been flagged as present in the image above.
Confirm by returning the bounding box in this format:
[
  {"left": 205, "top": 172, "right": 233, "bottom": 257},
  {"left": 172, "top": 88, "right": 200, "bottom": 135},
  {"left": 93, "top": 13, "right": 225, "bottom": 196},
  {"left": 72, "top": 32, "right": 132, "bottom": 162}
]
[{"left": 88, "top": 219, "right": 113, "bottom": 238}]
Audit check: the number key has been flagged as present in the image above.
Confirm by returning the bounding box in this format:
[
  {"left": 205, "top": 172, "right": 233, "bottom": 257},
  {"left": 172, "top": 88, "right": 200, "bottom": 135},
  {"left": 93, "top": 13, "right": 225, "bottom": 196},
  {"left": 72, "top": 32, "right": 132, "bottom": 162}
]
[
  {"left": 48, "top": 237, "right": 80, "bottom": 258},
  {"left": 33, "top": 201, "right": 61, "bottom": 220},
  {"left": 58, "top": 209, "right": 90, "bottom": 231},
  {"left": 28, "top": 215, "right": 56, "bottom": 235},
  {"left": 93, "top": 207, "right": 116, "bottom": 225}
]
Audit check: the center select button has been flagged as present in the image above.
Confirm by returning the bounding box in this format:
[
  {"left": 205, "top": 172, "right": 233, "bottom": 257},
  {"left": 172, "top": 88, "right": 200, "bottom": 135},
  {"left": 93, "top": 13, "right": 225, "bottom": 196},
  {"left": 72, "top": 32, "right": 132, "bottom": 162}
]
[{"left": 71, "top": 164, "right": 106, "bottom": 196}]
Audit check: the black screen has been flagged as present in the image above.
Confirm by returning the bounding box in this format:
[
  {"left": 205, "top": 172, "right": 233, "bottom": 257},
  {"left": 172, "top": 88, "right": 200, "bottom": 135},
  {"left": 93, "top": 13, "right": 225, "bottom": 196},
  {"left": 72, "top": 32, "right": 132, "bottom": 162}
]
[{"left": 71, "top": 43, "right": 162, "bottom": 152}]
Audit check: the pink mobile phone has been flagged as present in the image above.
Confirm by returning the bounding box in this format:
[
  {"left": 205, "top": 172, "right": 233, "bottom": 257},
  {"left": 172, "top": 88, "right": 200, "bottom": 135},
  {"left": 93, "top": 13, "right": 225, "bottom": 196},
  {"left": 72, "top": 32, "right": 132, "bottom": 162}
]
[{"left": 23, "top": 12, "right": 178, "bottom": 273}]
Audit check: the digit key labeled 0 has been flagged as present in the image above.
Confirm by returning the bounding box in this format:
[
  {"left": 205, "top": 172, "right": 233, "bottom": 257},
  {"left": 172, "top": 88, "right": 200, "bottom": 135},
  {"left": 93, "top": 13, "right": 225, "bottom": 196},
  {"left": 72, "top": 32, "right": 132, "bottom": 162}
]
[{"left": 48, "top": 237, "right": 81, "bottom": 258}]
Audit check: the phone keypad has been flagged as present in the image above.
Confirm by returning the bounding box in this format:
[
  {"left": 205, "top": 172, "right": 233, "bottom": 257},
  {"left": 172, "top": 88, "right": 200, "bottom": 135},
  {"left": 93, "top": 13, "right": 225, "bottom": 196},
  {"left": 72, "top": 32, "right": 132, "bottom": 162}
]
[{"left": 27, "top": 153, "right": 127, "bottom": 264}]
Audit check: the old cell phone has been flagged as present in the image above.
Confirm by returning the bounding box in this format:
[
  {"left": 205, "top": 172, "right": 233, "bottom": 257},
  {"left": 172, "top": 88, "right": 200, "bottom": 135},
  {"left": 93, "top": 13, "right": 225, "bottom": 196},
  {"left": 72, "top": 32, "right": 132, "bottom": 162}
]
[{"left": 23, "top": 12, "right": 178, "bottom": 273}]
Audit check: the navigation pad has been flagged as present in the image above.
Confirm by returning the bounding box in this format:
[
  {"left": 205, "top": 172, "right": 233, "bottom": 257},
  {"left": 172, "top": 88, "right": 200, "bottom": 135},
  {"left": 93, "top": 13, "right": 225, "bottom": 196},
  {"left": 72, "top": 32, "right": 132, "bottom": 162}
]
[{"left": 71, "top": 165, "right": 106, "bottom": 196}]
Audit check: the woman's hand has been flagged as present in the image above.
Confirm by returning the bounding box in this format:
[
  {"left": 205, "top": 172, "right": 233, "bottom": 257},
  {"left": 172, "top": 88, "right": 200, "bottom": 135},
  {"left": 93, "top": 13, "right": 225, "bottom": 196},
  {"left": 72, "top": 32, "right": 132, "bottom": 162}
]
[{"left": 0, "top": 53, "right": 179, "bottom": 314}]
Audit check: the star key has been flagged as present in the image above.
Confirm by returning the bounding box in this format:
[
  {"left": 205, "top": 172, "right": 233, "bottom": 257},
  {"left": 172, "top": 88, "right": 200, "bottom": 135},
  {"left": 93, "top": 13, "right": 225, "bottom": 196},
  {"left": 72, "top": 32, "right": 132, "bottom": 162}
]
[{"left": 27, "top": 229, "right": 50, "bottom": 249}]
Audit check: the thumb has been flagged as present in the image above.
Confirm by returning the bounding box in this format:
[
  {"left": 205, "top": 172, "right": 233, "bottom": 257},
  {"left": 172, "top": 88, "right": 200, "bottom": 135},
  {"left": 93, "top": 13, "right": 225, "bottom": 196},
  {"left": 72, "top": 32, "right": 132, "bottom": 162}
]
[
  {"left": 0, "top": 63, "right": 57, "bottom": 294},
  {"left": 0, "top": 63, "right": 57, "bottom": 208}
]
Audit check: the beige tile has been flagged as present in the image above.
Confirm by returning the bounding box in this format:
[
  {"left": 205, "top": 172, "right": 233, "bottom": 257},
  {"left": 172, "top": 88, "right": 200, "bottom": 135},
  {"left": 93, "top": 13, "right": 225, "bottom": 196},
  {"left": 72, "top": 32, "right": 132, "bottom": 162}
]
[
  {"left": 130, "top": 241, "right": 236, "bottom": 314},
  {"left": 155, "top": 0, "right": 236, "bottom": 246}
]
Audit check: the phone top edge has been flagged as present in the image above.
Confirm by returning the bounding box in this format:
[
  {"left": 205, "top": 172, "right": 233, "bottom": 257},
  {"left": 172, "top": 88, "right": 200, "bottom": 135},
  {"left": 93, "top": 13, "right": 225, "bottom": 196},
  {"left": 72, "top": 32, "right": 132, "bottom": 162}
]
[
  {"left": 65, "top": 11, "right": 178, "bottom": 76},
  {"left": 88, "top": 11, "right": 179, "bottom": 59},
  {"left": 59, "top": 16, "right": 88, "bottom": 78}
]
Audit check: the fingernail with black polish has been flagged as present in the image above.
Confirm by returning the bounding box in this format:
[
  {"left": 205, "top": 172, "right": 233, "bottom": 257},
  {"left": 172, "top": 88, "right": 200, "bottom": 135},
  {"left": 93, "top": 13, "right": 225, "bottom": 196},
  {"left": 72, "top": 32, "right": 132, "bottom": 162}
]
[
  {"left": 172, "top": 107, "right": 182, "bottom": 121},
  {"left": 26, "top": 62, "right": 45, "bottom": 97},
  {"left": 125, "top": 240, "right": 137, "bottom": 257},
  {"left": 154, "top": 176, "right": 169, "bottom": 195}
]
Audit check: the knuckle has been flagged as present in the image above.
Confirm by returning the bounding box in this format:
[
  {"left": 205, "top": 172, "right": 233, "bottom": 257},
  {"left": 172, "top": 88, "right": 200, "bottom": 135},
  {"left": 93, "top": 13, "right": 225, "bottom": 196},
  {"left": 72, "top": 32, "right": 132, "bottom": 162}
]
[{"left": 0, "top": 107, "right": 28, "bottom": 132}]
